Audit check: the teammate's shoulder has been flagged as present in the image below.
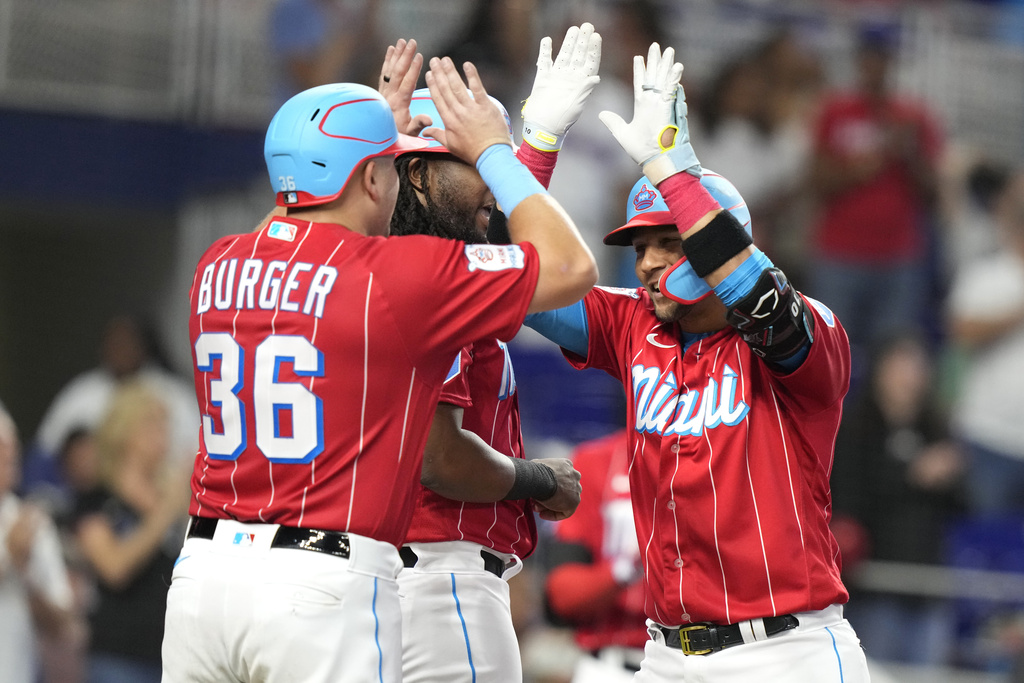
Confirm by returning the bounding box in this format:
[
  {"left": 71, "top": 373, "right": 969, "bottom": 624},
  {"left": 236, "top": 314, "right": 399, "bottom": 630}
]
[{"left": 593, "top": 285, "right": 643, "bottom": 300}]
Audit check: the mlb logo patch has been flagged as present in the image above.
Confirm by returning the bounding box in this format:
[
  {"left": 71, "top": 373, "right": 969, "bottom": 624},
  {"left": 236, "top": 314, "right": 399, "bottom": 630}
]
[
  {"left": 268, "top": 221, "right": 297, "bottom": 242},
  {"left": 232, "top": 532, "right": 256, "bottom": 546}
]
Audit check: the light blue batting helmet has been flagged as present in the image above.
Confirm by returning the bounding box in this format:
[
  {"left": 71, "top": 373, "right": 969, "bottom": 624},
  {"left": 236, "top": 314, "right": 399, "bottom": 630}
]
[
  {"left": 402, "top": 87, "right": 514, "bottom": 156},
  {"left": 604, "top": 171, "right": 753, "bottom": 304},
  {"left": 265, "top": 83, "right": 428, "bottom": 207}
]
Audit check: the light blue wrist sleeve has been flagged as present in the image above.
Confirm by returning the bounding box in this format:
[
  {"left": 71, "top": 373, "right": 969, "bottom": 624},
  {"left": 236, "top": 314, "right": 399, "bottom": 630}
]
[
  {"left": 712, "top": 249, "right": 774, "bottom": 307},
  {"left": 523, "top": 302, "right": 589, "bottom": 358},
  {"left": 476, "top": 144, "right": 547, "bottom": 216}
]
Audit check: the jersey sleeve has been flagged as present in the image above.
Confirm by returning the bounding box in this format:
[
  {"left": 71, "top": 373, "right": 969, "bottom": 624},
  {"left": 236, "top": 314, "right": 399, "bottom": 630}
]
[
  {"left": 562, "top": 287, "right": 642, "bottom": 384},
  {"left": 438, "top": 345, "right": 473, "bottom": 408},
  {"left": 765, "top": 295, "right": 851, "bottom": 412},
  {"left": 374, "top": 235, "right": 540, "bottom": 364}
]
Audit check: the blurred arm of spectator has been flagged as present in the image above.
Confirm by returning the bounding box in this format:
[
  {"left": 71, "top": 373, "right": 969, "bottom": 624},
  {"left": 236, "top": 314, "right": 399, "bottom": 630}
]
[
  {"left": 75, "top": 470, "right": 189, "bottom": 591},
  {"left": 949, "top": 304, "right": 1024, "bottom": 349},
  {"left": 0, "top": 403, "right": 75, "bottom": 683},
  {"left": 3, "top": 503, "right": 74, "bottom": 636},
  {"left": 74, "top": 384, "right": 191, "bottom": 591},
  {"left": 948, "top": 172, "right": 1024, "bottom": 349}
]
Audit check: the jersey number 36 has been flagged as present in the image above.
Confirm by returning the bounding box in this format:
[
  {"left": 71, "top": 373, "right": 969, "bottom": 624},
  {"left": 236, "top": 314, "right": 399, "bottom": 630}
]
[{"left": 194, "top": 332, "right": 324, "bottom": 464}]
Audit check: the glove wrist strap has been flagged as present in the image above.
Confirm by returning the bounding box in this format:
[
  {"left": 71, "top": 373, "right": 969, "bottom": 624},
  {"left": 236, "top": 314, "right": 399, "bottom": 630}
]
[
  {"left": 642, "top": 149, "right": 701, "bottom": 186},
  {"left": 522, "top": 121, "right": 565, "bottom": 153}
]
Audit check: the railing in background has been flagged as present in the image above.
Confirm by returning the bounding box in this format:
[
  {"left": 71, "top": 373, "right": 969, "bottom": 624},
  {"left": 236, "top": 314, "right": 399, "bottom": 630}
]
[{"left": 0, "top": 0, "right": 1021, "bottom": 161}]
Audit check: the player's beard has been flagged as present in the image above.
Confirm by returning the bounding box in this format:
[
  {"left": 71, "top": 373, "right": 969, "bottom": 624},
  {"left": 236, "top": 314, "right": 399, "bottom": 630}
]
[{"left": 390, "top": 158, "right": 487, "bottom": 245}]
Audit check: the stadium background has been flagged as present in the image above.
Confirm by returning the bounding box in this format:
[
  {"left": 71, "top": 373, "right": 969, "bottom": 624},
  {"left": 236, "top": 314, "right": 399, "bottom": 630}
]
[{"left": 1, "top": 0, "right": 1024, "bottom": 680}]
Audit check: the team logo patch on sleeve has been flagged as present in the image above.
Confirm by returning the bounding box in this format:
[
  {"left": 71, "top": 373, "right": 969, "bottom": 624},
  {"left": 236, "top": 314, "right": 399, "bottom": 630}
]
[
  {"left": 805, "top": 296, "right": 836, "bottom": 327},
  {"left": 464, "top": 244, "right": 525, "bottom": 272},
  {"left": 267, "top": 221, "right": 297, "bottom": 242}
]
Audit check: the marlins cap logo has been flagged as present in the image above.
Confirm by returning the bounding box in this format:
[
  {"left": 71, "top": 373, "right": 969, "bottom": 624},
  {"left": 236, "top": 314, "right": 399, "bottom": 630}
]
[{"left": 633, "top": 184, "right": 657, "bottom": 212}]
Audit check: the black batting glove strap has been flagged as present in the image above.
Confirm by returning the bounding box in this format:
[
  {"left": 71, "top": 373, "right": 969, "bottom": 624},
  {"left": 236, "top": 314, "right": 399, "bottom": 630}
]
[
  {"left": 681, "top": 210, "right": 753, "bottom": 278},
  {"left": 504, "top": 458, "right": 558, "bottom": 501},
  {"left": 725, "top": 267, "right": 815, "bottom": 366}
]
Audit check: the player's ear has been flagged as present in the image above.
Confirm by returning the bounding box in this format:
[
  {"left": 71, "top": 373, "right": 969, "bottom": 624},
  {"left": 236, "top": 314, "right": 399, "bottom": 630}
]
[
  {"left": 406, "top": 157, "right": 427, "bottom": 196},
  {"left": 360, "top": 159, "right": 384, "bottom": 202}
]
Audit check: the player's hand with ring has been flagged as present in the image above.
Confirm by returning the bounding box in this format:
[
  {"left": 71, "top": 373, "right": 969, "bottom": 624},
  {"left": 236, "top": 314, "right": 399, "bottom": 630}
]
[
  {"left": 521, "top": 22, "right": 602, "bottom": 152},
  {"left": 378, "top": 38, "right": 431, "bottom": 137},
  {"left": 424, "top": 57, "right": 513, "bottom": 165},
  {"left": 531, "top": 457, "right": 582, "bottom": 521},
  {"left": 599, "top": 42, "right": 701, "bottom": 184}
]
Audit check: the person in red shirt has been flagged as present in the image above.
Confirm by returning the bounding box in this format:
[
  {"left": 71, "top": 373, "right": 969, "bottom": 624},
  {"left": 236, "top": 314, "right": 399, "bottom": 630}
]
[
  {"left": 159, "top": 41, "right": 597, "bottom": 683},
  {"left": 525, "top": 42, "right": 871, "bottom": 681},
  {"left": 807, "top": 22, "right": 943, "bottom": 357},
  {"left": 545, "top": 428, "right": 649, "bottom": 682}
]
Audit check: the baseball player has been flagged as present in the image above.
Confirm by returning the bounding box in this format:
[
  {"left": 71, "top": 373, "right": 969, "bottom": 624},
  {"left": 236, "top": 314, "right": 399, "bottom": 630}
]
[
  {"left": 159, "top": 43, "right": 597, "bottom": 683},
  {"left": 544, "top": 427, "right": 649, "bottom": 682},
  {"left": 380, "top": 25, "right": 602, "bottom": 683},
  {"left": 524, "top": 44, "right": 871, "bottom": 681}
]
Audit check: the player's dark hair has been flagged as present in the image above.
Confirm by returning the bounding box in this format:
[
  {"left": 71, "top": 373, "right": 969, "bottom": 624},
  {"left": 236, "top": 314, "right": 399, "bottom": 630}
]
[
  {"left": 390, "top": 154, "right": 487, "bottom": 244},
  {"left": 390, "top": 154, "right": 432, "bottom": 238}
]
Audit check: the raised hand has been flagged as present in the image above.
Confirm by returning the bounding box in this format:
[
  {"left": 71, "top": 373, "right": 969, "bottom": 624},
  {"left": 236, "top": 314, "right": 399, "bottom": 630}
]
[
  {"left": 424, "top": 57, "right": 512, "bottom": 165},
  {"left": 598, "top": 43, "right": 701, "bottom": 184},
  {"left": 378, "top": 38, "right": 430, "bottom": 137},
  {"left": 531, "top": 457, "right": 582, "bottom": 522},
  {"left": 521, "top": 22, "right": 602, "bottom": 152}
]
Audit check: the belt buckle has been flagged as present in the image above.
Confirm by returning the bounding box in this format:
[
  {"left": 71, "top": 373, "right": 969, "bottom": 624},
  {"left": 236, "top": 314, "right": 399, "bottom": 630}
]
[{"left": 678, "top": 625, "right": 714, "bottom": 656}]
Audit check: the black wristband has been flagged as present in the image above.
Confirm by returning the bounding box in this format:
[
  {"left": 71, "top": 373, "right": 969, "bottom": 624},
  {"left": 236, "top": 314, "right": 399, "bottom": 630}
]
[
  {"left": 681, "top": 211, "right": 753, "bottom": 278},
  {"left": 504, "top": 458, "right": 558, "bottom": 501}
]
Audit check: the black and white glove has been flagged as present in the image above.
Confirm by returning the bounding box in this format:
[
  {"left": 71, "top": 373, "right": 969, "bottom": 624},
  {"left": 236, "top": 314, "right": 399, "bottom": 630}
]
[{"left": 521, "top": 22, "right": 602, "bottom": 152}]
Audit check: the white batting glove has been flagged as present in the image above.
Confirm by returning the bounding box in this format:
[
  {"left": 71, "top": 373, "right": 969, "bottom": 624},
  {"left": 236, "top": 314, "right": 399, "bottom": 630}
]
[
  {"left": 598, "top": 43, "right": 701, "bottom": 184},
  {"left": 521, "top": 22, "right": 602, "bottom": 152}
]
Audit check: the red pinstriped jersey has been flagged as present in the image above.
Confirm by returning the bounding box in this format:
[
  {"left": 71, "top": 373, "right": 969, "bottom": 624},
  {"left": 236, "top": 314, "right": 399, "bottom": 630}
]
[
  {"left": 186, "top": 217, "right": 539, "bottom": 547},
  {"left": 402, "top": 339, "right": 537, "bottom": 557},
  {"left": 552, "top": 428, "right": 649, "bottom": 650},
  {"left": 566, "top": 285, "right": 851, "bottom": 626}
]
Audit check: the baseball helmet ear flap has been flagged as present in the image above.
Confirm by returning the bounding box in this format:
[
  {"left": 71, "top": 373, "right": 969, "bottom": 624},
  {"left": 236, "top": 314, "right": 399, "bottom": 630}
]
[
  {"left": 403, "top": 87, "right": 515, "bottom": 156},
  {"left": 265, "top": 83, "right": 428, "bottom": 207}
]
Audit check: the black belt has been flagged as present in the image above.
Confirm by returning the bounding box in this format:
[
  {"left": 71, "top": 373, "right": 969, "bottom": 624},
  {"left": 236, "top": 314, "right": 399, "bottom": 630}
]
[
  {"left": 186, "top": 516, "right": 351, "bottom": 559},
  {"left": 659, "top": 615, "right": 799, "bottom": 655},
  {"left": 399, "top": 546, "right": 510, "bottom": 578}
]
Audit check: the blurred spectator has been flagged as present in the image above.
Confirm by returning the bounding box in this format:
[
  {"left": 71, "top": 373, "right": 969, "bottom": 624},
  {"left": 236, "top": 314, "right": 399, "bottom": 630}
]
[
  {"left": 946, "top": 169, "right": 1024, "bottom": 517},
  {"left": 268, "top": 0, "right": 383, "bottom": 103},
  {"left": 544, "top": 428, "right": 646, "bottom": 682},
  {"left": 806, "top": 22, "right": 943, "bottom": 363},
  {"left": 0, "top": 402, "right": 76, "bottom": 683},
  {"left": 72, "top": 383, "right": 190, "bottom": 683},
  {"left": 830, "top": 331, "right": 965, "bottom": 666},
  {"left": 435, "top": 0, "right": 536, "bottom": 107},
  {"left": 691, "top": 29, "right": 822, "bottom": 281},
  {"left": 938, "top": 151, "right": 1012, "bottom": 279},
  {"left": 32, "top": 314, "right": 198, "bottom": 469}
]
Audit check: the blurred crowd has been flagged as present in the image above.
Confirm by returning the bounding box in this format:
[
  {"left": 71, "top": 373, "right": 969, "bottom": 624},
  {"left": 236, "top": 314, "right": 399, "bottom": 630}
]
[{"left": 4, "top": 0, "right": 1024, "bottom": 681}]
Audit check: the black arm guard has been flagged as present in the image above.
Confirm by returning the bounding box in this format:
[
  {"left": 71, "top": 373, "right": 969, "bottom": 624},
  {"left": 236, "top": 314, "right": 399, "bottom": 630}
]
[{"left": 724, "top": 267, "right": 815, "bottom": 367}]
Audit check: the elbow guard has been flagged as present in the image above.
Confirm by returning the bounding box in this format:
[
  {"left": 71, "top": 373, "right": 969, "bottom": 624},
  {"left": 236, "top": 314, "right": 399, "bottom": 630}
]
[{"left": 725, "top": 267, "right": 814, "bottom": 366}]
